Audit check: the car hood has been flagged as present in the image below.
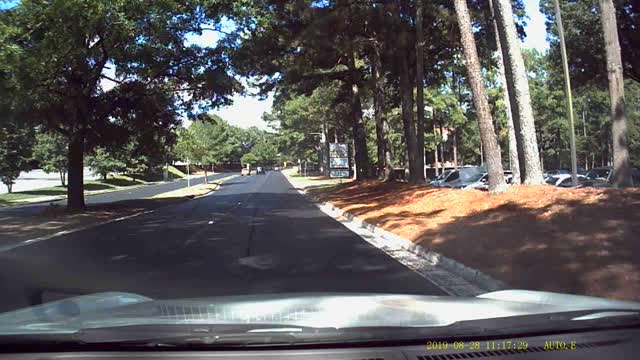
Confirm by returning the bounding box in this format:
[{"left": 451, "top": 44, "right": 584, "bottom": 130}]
[{"left": 0, "top": 290, "right": 639, "bottom": 335}]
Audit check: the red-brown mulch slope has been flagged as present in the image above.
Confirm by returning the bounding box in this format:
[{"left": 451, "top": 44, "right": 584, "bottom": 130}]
[{"left": 309, "top": 181, "right": 640, "bottom": 301}]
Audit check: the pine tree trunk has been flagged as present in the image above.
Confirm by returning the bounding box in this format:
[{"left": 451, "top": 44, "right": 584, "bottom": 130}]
[
  {"left": 67, "top": 134, "right": 85, "bottom": 209},
  {"left": 322, "top": 121, "right": 330, "bottom": 177},
  {"left": 453, "top": 131, "right": 458, "bottom": 168},
  {"left": 599, "top": 0, "right": 632, "bottom": 187},
  {"left": 60, "top": 170, "right": 68, "bottom": 187},
  {"left": 492, "top": 0, "right": 544, "bottom": 184},
  {"left": 415, "top": 0, "right": 426, "bottom": 183},
  {"left": 347, "top": 49, "right": 370, "bottom": 181},
  {"left": 372, "top": 41, "right": 395, "bottom": 182},
  {"left": 489, "top": 0, "right": 520, "bottom": 184},
  {"left": 454, "top": 0, "right": 506, "bottom": 193},
  {"left": 399, "top": 31, "right": 420, "bottom": 184},
  {"left": 433, "top": 115, "right": 440, "bottom": 176}
]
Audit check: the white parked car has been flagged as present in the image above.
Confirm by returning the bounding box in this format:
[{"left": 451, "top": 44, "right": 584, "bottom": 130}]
[
  {"left": 463, "top": 171, "right": 515, "bottom": 191},
  {"left": 545, "top": 174, "right": 587, "bottom": 187}
]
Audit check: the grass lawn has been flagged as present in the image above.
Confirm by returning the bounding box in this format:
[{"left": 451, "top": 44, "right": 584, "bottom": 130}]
[
  {"left": 0, "top": 176, "right": 144, "bottom": 204},
  {"left": 167, "top": 165, "right": 186, "bottom": 178},
  {"left": 282, "top": 168, "right": 351, "bottom": 188},
  {"left": 151, "top": 175, "right": 237, "bottom": 199}
]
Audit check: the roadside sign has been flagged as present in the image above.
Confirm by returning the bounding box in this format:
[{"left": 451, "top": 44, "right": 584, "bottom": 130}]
[
  {"left": 329, "top": 143, "right": 349, "bottom": 178},
  {"left": 330, "top": 170, "right": 349, "bottom": 178}
]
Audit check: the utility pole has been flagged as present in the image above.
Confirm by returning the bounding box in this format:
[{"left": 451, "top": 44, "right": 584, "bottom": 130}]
[
  {"left": 554, "top": 0, "right": 578, "bottom": 185},
  {"left": 583, "top": 110, "right": 588, "bottom": 170}
]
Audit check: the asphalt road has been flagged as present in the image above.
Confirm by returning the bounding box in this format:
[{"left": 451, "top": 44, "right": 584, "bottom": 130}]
[
  {"left": 0, "top": 173, "right": 231, "bottom": 216},
  {"left": 0, "top": 171, "right": 444, "bottom": 313}
]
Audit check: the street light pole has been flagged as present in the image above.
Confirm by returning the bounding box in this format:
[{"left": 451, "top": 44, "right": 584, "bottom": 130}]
[{"left": 554, "top": 0, "right": 578, "bottom": 185}]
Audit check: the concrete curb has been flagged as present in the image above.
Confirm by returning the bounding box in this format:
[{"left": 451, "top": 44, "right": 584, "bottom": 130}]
[
  {"left": 192, "top": 175, "right": 239, "bottom": 200},
  {"left": 318, "top": 201, "right": 506, "bottom": 292},
  {"left": 286, "top": 176, "right": 506, "bottom": 293}
]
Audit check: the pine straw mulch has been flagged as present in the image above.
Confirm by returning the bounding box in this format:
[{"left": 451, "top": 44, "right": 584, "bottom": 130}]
[{"left": 307, "top": 181, "right": 640, "bottom": 301}]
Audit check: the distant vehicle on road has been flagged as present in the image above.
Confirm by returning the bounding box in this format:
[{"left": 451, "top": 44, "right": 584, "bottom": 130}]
[
  {"left": 256, "top": 166, "right": 265, "bottom": 175},
  {"left": 274, "top": 166, "right": 280, "bottom": 171},
  {"left": 545, "top": 173, "right": 587, "bottom": 187},
  {"left": 241, "top": 168, "right": 251, "bottom": 176},
  {"left": 431, "top": 167, "right": 485, "bottom": 189}
]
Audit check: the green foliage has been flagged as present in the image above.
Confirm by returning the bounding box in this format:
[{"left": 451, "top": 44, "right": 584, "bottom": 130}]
[
  {"left": 86, "top": 147, "right": 126, "bottom": 181},
  {"left": 175, "top": 114, "right": 236, "bottom": 167},
  {"left": 265, "top": 82, "right": 348, "bottom": 162},
  {"left": 240, "top": 153, "right": 258, "bottom": 167},
  {"left": 523, "top": 48, "right": 640, "bottom": 170},
  {"left": 0, "top": 119, "right": 33, "bottom": 193},
  {"left": 539, "top": 0, "right": 638, "bottom": 85},
  {"left": 2, "top": 0, "right": 240, "bottom": 207},
  {"left": 32, "top": 131, "right": 67, "bottom": 185},
  {"left": 250, "top": 139, "right": 278, "bottom": 165}
]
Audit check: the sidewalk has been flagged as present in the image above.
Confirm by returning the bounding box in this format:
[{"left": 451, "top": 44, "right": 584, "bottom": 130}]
[{"left": 285, "top": 171, "right": 640, "bottom": 301}]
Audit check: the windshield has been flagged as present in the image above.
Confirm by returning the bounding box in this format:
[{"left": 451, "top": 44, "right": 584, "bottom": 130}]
[
  {"left": 586, "top": 168, "right": 611, "bottom": 179},
  {"left": 545, "top": 176, "right": 559, "bottom": 185},
  {"left": 0, "top": 0, "right": 639, "bottom": 349},
  {"left": 468, "top": 172, "right": 486, "bottom": 182}
]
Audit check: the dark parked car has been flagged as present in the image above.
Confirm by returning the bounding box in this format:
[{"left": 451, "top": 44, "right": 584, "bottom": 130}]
[
  {"left": 431, "top": 167, "right": 486, "bottom": 189},
  {"left": 581, "top": 166, "right": 640, "bottom": 187}
]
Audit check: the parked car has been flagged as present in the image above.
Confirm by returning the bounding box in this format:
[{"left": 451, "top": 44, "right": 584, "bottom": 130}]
[
  {"left": 581, "top": 166, "right": 640, "bottom": 187},
  {"left": 544, "top": 169, "right": 570, "bottom": 177},
  {"left": 432, "top": 167, "right": 485, "bottom": 189},
  {"left": 241, "top": 167, "right": 251, "bottom": 176},
  {"left": 581, "top": 167, "right": 612, "bottom": 187},
  {"left": 545, "top": 173, "right": 587, "bottom": 187},
  {"left": 429, "top": 169, "right": 453, "bottom": 187},
  {"left": 544, "top": 167, "right": 587, "bottom": 176},
  {"left": 464, "top": 171, "right": 515, "bottom": 190}
]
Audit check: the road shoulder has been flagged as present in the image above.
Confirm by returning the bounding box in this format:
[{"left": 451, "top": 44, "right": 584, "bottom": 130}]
[{"left": 282, "top": 169, "right": 499, "bottom": 296}]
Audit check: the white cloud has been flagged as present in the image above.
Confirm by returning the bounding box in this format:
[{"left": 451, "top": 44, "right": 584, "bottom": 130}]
[
  {"left": 213, "top": 92, "right": 274, "bottom": 130},
  {"left": 522, "top": 0, "right": 550, "bottom": 51}
]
